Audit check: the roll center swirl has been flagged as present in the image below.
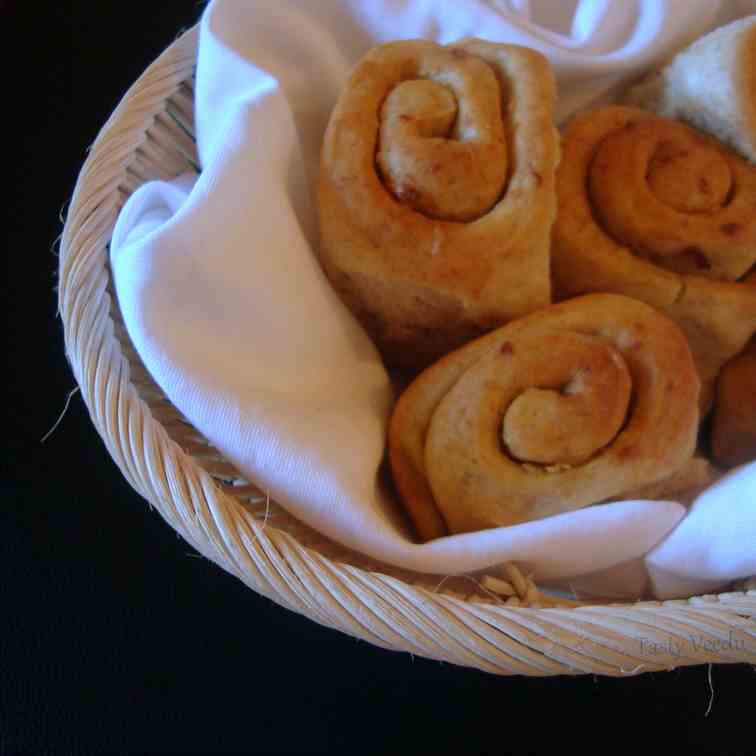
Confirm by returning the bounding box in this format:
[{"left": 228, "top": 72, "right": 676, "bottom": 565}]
[
  {"left": 500, "top": 335, "right": 632, "bottom": 467},
  {"left": 583, "top": 115, "right": 756, "bottom": 277},
  {"left": 376, "top": 50, "right": 509, "bottom": 222},
  {"left": 646, "top": 140, "right": 731, "bottom": 213}
]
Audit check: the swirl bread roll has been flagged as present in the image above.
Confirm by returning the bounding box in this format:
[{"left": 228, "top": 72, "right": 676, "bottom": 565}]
[
  {"left": 626, "top": 17, "right": 756, "bottom": 162},
  {"left": 711, "top": 270, "right": 756, "bottom": 468},
  {"left": 552, "top": 105, "right": 756, "bottom": 410},
  {"left": 389, "top": 294, "right": 700, "bottom": 541},
  {"left": 318, "top": 39, "right": 560, "bottom": 368}
]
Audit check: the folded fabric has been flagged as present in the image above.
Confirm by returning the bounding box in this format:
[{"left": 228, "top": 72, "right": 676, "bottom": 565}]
[{"left": 111, "top": 0, "right": 756, "bottom": 600}]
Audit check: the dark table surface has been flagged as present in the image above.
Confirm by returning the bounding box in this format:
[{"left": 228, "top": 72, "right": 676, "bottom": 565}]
[{"left": 4, "top": 3, "right": 754, "bottom": 755}]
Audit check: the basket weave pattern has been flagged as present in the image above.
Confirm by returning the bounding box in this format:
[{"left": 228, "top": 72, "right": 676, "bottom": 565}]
[{"left": 59, "top": 27, "right": 756, "bottom": 677}]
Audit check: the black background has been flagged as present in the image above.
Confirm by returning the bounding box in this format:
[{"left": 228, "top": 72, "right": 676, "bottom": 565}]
[{"left": 4, "top": 3, "right": 754, "bottom": 755}]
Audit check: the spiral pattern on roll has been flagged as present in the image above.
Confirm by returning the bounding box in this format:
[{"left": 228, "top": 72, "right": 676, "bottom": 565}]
[
  {"left": 389, "top": 294, "right": 700, "bottom": 541},
  {"left": 375, "top": 55, "right": 509, "bottom": 222},
  {"left": 585, "top": 114, "right": 756, "bottom": 280},
  {"left": 552, "top": 106, "right": 756, "bottom": 411},
  {"left": 318, "top": 39, "right": 560, "bottom": 367}
]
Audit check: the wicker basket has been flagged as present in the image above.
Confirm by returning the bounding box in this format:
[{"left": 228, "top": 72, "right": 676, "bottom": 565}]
[{"left": 59, "top": 26, "right": 756, "bottom": 677}]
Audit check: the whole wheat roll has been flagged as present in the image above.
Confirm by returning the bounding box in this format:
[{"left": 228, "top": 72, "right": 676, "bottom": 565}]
[
  {"left": 317, "top": 38, "right": 560, "bottom": 369},
  {"left": 389, "top": 294, "right": 700, "bottom": 541},
  {"left": 626, "top": 16, "right": 756, "bottom": 163},
  {"left": 712, "top": 270, "right": 756, "bottom": 468},
  {"left": 552, "top": 105, "right": 756, "bottom": 411}
]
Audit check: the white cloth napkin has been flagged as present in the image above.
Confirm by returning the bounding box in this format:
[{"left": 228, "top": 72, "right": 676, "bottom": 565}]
[{"left": 111, "top": 0, "right": 756, "bottom": 601}]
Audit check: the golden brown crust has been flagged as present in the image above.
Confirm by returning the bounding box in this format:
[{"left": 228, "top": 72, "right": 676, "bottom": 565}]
[
  {"left": 711, "top": 271, "right": 756, "bottom": 467},
  {"left": 552, "top": 105, "right": 756, "bottom": 411},
  {"left": 318, "top": 39, "right": 560, "bottom": 368},
  {"left": 711, "top": 344, "right": 756, "bottom": 467},
  {"left": 740, "top": 23, "right": 756, "bottom": 159},
  {"left": 621, "top": 456, "right": 720, "bottom": 506},
  {"left": 388, "top": 294, "right": 700, "bottom": 540}
]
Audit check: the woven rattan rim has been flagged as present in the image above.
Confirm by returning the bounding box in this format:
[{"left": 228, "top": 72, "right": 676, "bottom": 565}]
[{"left": 58, "top": 25, "right": 756, "bottom": 677}]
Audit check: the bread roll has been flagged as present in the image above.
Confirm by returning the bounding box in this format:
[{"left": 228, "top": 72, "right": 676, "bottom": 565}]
[
  {"left": 318, "top": 39, "right": 560, "bottom": 368},
  {"left": 389, "top": 294, "right": 700, "bottom": 541},
  {"left": 552, "top": 105, "right": 756, "bottom": 411},
  {"left": 711, "top": 270, "right": 756, "bottom": 467}
]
